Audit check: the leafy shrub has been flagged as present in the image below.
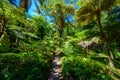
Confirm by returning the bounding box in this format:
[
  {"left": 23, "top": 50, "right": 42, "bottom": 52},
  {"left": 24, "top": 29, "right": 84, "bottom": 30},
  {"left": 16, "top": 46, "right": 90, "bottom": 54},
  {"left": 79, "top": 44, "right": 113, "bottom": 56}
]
[
  {"left": 61, "top": 37, "right": 82, "bottom": 56},
  {"left": 61, "top": 55, "right": 118, "bottom": 80},
  {"left": 18, "top": 39, "right": 55, "bottom": 62},
  {"left": 0, "top": 33, "right": 10, "bottom": 53},
  {"left": 0, "top": 53, "right": 51, "bottom": 80}
]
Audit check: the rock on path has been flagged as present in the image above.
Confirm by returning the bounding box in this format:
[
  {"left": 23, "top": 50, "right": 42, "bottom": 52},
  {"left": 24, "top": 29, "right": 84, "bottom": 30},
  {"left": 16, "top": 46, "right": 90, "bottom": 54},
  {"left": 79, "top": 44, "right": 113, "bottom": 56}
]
[{"left": 48, "top": 54, "right": 62, "bottom": 80}]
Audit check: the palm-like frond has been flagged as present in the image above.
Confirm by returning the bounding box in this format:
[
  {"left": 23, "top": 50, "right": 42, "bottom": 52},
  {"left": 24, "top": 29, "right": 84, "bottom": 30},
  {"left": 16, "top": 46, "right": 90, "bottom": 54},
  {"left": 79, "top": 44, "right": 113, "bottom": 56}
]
[
  {"left": 74, "top": 5, "right": 94, "bottom": 26},
  {"left": 64, "top": 4, "right": 74, "bottom": 14},
  {"left": 76, "top": 13, "right": 95, "bottom": 26},
  {"left": 75, "top": 0, "right": 117, "bottom": 26},
  {"left": 75, "top": 5, "right": 93, "bottom": 19},
  {"left": 101, "top": 0, "right": 116, "bottom": 11}
]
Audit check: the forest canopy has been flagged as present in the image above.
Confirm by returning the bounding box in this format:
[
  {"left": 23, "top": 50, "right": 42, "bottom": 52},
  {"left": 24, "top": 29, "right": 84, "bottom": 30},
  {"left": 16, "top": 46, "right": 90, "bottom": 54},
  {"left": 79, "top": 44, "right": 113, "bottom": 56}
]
[{"left": 0, "top": 0, "right": 120, "bottom": 80}]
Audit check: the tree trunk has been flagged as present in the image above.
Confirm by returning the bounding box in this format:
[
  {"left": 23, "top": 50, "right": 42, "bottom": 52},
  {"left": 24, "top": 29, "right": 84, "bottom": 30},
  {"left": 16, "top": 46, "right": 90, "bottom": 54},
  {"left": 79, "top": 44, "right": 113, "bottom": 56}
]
[
  {"left": 96, "top": 13, "right": 115, "bottom": 68},
  {"left": 20, "top": 0, "right": 28, "bottom": 10},
  {"left": 104, "top": 42, "right": 115, "bottom": 68},
  {"left": 59, "top": 28, "right": 63, "bottom": 38},
  {"left": 57, "top": 28, "right": 63, "bottom": 50},
  {"left": 0, "top": 1, "right": 6, "bottom": 38},
  {"left": 57, "top": 9, "right": 64, "bottom": 53}
]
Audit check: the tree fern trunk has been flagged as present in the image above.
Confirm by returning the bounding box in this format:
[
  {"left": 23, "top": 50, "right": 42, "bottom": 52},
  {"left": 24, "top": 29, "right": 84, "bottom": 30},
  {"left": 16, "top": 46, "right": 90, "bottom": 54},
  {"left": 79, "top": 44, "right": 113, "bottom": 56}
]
[
  {"left": 20, "top": 0, "right": 28, "bottom": 10},
  {"left": 0, "top": 1, "right": 6, "bottom": 38},
  {"left": 96, "top": 13, "right": 115, "bottom": 68}
]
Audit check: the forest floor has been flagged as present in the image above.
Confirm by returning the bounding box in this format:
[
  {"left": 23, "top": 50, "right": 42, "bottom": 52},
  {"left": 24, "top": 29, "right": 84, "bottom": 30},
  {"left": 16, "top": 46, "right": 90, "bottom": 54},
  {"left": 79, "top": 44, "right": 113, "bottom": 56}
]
[{"left": 48, "top": 54, "right": 63, "bottom": 80}]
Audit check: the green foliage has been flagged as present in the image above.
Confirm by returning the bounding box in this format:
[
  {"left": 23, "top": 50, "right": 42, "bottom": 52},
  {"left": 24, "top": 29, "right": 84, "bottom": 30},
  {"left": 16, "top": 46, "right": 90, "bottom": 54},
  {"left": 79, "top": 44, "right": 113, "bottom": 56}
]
[
  {"left": 0, "top": 32, "right": 10, "bottom": 53},
  {"left": 104, "top": 7, "right": 120, "bottom": 44},
  {"left": 62, "top": 41, "right": 74, "bottom": 55},
  {"left": 29, "top": 16, "right": 52, "bottom": 39},
  {"left": 0, "top": 0, "right": 120, "bottom": 79},
  {"left": 61, "top": 55, "right": 119, "bottom": 80},
  {"left": 17, "top": 37, "right": 57, "bottom": 62},
  {"left": 61, "top": 36, "right": 82, "bottom": 56},
  {"left": 0, "top": 53, "right": 51, "bottom": 80}
]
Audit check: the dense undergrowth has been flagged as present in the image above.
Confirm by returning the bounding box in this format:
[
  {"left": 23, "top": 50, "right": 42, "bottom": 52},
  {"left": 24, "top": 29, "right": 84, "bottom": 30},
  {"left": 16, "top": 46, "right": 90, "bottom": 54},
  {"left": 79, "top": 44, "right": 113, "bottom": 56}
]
[
  {"left": 61, "top": 55, "right": 120, "bottom": 80},
  {"left": 60, "top": 38, "right": 120, "bottom": 80},
  {"left": 0, "top": 53, "right": 51, "bottom": 80},
  {"left": 0, "top": 0, "right": 120, "bottom": 80}
]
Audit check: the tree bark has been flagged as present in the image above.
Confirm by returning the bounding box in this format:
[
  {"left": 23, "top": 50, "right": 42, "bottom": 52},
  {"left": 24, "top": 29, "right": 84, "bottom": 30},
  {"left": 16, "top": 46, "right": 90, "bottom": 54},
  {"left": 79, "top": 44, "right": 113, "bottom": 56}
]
[
  {"left": 0, "top": 1, "right": 6, "bottom": 38},
  {"left": 20, "top": 0, "right": 28, "bottom": 10},
  {"left": 96, "top": 13, "right": 115, "bottom": 68}
]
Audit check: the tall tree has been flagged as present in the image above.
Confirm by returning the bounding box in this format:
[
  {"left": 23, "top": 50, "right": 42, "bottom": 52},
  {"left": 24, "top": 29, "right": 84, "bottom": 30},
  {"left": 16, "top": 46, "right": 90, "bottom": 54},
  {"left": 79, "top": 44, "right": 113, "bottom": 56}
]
[
  {"left": 0, "top": 0, "right": 7, "bottom": 38},
  {"left": 9, "top": 0, "right": 45, "bottom": 13},
  {"left": 75, "top": 0, "right": 116, "bottom": 68},
  {"left": 50, "top": 2, "right": 74, "bottom": 36},
  {"left": 20, "top": 0, "right": 29, "bottom": 10}
]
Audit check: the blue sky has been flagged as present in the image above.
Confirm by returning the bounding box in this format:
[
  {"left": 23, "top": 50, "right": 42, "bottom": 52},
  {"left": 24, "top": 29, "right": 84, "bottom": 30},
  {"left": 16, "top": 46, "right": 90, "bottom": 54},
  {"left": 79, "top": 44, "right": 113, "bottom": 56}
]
[
  {"left": 27, "top": 0, "right": 39, "bottom": 16},
  {"left": 10, "top": 0, "right": 38, "bottom": 16},
  {"left": 10, "top": 0, "right": 76, "bottom": 22}
]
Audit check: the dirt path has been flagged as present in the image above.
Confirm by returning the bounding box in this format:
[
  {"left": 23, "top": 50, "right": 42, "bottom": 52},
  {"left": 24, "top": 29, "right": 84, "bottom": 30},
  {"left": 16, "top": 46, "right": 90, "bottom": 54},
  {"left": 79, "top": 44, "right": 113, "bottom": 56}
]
[{"left": 48, "top": 54, "right": 62, "bottom": 80}]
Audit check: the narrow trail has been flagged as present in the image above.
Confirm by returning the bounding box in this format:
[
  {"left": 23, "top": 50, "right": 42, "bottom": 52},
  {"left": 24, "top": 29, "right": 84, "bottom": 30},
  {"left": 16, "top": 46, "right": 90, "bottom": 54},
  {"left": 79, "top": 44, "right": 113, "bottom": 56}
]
[{"left": 48, "top": 54, "right": 63, "bottom": 80}]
